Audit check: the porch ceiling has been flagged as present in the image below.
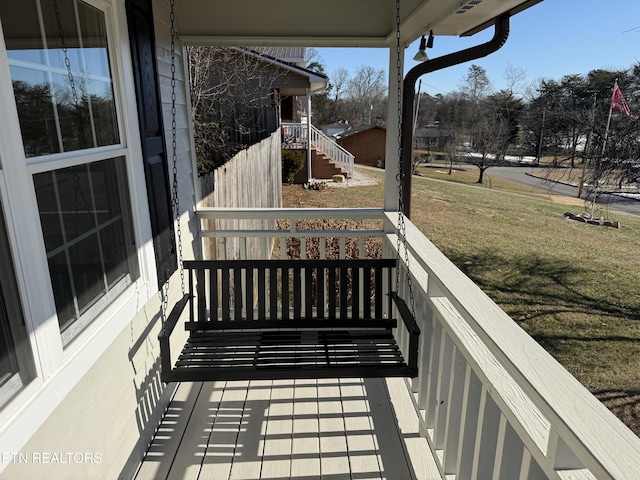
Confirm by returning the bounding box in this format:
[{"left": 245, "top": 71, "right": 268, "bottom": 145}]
[{"left": 176, "top": 0, "right": 542, "bottom": 47}]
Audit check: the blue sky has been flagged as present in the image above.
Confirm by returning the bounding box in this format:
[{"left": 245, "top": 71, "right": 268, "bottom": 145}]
[{"left": 315, "top": 1, "right": 640, "bottom": 97}]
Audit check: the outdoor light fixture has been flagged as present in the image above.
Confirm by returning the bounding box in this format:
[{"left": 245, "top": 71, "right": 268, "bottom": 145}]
[{"left": 413, "top": 30, "right": 434, "bottom": 62}]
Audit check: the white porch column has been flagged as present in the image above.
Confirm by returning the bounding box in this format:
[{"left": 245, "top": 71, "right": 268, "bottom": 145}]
[
  {"left": 306, "top": 89, "right": 312, "bottom": 182},
  {"left": 384, "top": 44, "right": 404, "bottom": 214}
]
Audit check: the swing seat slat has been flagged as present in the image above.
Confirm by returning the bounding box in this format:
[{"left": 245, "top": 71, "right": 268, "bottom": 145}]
[{"left": 159, "top": 259, "right": 419, "bottom": 382}]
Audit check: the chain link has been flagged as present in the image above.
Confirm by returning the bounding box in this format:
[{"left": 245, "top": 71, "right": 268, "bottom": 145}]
[
  {"left": 170, "top": 0, "right": 185, "bottom": 297},
  {"left": 394, "top": 0, "right": 416, "bottom": 319},
  {"left": 54, "top": 0, "right": 80, "bottom": 107},
  {"left": 161, "top": 0, "right": 185, "bottom": 323}
]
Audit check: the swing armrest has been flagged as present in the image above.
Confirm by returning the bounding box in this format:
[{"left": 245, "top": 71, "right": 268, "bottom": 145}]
[
  {"left": 389, "top": 292, "right": 420, "bottom": 335},
  {"left": 159, "top": 294, "right": 190, "bottom": 382},
  {"left": 390, "top": 291, "right": 420, "bottom": 373},
  {"left": 158, "top": 293, "right": 191, "bottom": 339}
]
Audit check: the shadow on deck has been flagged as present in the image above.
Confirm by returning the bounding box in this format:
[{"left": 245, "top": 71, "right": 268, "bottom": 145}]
[{"left": 132, "top": 377, "right": 439, "bottom": 479}]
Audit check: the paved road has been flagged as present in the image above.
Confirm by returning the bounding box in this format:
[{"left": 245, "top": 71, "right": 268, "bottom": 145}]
[{"left": 483, "top": 166, "right": 640, "bottom": 217}]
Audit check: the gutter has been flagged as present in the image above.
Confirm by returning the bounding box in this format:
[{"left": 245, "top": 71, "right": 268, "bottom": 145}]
[{"left": 400, "top": 14, "right": 511, "bottom": 218}]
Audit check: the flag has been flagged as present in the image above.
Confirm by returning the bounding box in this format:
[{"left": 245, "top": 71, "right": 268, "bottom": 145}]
[{"left": 611, "top": 83, "right": 633, "bottom": 117}]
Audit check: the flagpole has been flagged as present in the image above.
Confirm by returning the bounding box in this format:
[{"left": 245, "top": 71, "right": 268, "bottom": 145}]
[{"left": 601, "top": 79, "right": 617, "bottom": 158}]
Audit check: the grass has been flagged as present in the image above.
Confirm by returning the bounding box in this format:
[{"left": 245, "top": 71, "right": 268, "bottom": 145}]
[{"left": 283, "top": 166, "right": 640, "bottom": 436}]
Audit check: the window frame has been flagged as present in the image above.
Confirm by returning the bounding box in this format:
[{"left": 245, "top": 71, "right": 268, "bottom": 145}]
[
  {"left": 0, "top": 1, "right": 165, "bottom": 440},
  {"left": 4, "top": 0, "right": 141, "bottom": 346},
  {"left": 34, "top": 154, "right": 140, "bottom": 345},
  {"left": 0, "top": 0, "right": 158, "bottom": 372},
  {"left": 0, "top": 188, "right": 37, "bottom": 410}
]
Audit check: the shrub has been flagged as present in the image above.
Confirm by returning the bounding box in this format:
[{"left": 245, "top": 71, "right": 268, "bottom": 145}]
[{"left": 282, "top": 148, "right": 305, "bottom": 183}]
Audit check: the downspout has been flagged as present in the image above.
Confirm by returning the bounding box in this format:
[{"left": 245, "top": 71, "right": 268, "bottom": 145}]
[{"left": 400, "top": 14, "right": 510, "bottom": 218}]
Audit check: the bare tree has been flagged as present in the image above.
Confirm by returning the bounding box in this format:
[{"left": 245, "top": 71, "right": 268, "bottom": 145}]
[
  {"left": 344, "top": 65, "right": 386, "bottom": 125},
  {"left": 503, "top": 63, "right": 527, "bottom": 97},
  {"left": 467, "top": 113, "right": 511, "bottom": 183},
  {"left": 459, "top": 64, "right": 492, "bottom": 103},
  {"left": 187, "top": 46, "right": 284, "bottom": 174},
  {"left": 325, "top": 67, "right": 350, "bottom": 124}
]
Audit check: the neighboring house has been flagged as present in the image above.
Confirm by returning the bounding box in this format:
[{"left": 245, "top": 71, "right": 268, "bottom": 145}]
[
  {"left": 245, "top": 47, "right": 328, "bottom": 123},
  {"left": 0, "top": 1, "right": 637, "bottom": 479},
  {"left": 414, "top": 123, "right": 456, "bottom": 151},
  {"left": 336, "top": 125, "right": 387, "bottom": 167},
  {"left": 322, "top": 121, "right": 350, "bottom": 137},
  {"left": 194, "top": 46, "right": 327, "bottom": 171}
]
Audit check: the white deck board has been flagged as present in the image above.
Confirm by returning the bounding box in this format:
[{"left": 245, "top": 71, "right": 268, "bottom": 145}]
[
  {"left": 134, "top": 382, "right": 204, "bottom": 480},
  {"left": 168, "top": 382, "right": 226, "bottom": 480},
  {"left": 134, "top": 377, "right": 441, "bottom": 480},
  {"left": 261, "top": 379, "right": 294, "bottom": 479}
]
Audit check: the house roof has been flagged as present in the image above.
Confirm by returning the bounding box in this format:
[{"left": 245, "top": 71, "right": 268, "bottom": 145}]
[
  {"left": 240, "top": 48, "right": 328, "bottom": 94},
  {"left": 250, "top": 46, "right": 306, "bottom": 66},
  {"left": 335, "top": 125, "right": 386, "bottom": 140},
  {"left": 177, "top": 0, "right": 542, "bottom": 48}
]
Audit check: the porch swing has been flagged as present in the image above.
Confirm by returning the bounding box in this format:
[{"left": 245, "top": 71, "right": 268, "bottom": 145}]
[{"left": 158, "top": 0, "right": 420, "bottom": 383}]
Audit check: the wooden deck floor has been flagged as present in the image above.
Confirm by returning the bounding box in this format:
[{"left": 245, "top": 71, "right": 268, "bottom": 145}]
[{"left": 134, "top": 377, "right": 440, "bottom": 479}]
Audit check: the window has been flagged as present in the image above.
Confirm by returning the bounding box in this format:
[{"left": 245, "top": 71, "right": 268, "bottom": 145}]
[
  {"left": 34, "top": 157, "right": 138, "bottom": 342},
  {"left": 5, "top": 0, "right": 119, "bottom": 157},
  {"left": 0, "top": 206, "right": 35, "bottom": 409},
  {"left": 1, "top": 0, "right": 139, "bottom": 345}
]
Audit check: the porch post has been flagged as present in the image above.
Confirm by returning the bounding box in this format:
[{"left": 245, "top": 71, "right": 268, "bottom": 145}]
[
  {"left": 306, "top": 89, "right": 312, "bottom": 182},
  {"left": 384, "top": 44, "right": 404, "bottom": 216}
]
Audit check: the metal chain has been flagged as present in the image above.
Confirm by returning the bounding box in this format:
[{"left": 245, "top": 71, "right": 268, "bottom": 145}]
[
  {"left": 160, "top": 0, "right": 186, "bottom": 323},
  {"left": 170, "top": 0, "right": 185, "bottom": 297},
  {"left": 394, "top": 0, "right": 416, "bottom": 319},
  {"left": 54, "top": 0, "right": 80, "bottom": 107},
  {"left": 394, "top": 0, "right": 403, "bottom": 291}
]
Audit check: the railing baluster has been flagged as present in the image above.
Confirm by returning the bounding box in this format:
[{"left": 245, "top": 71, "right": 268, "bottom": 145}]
[
  {"left": 435, "top": 332, "right": 454, "bottom": 450},
  {"left": 456, "top": 371, "right": 483, "bottom": 480},
  {"left": 427, "top": 322, "right": 444, "bottom": 430},
  {"left": 472, "top": 389, "right": 502, "bottom": 480},
  {"left": 492, "top": 415, "right": 525, "bottom": 480},
  {"left": 444, "top": 347, "right": 467, "bottom": 475}
]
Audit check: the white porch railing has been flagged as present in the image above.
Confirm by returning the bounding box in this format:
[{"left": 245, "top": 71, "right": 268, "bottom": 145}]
[
  {"left": 196, "top": 207, "right": 640, "bottom": 480},
  {"left": 282, "top": 123, "right": 355, "bottom": 177}
]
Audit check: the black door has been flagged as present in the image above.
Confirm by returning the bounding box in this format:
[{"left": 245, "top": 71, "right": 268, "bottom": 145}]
[{"left": 126, "top": 0, "right": 176, "bottom": 288}]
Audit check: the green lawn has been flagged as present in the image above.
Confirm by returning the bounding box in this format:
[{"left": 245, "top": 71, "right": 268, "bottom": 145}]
[{"left": 283, "top": 166, "right": 640, "bottom": 436}]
